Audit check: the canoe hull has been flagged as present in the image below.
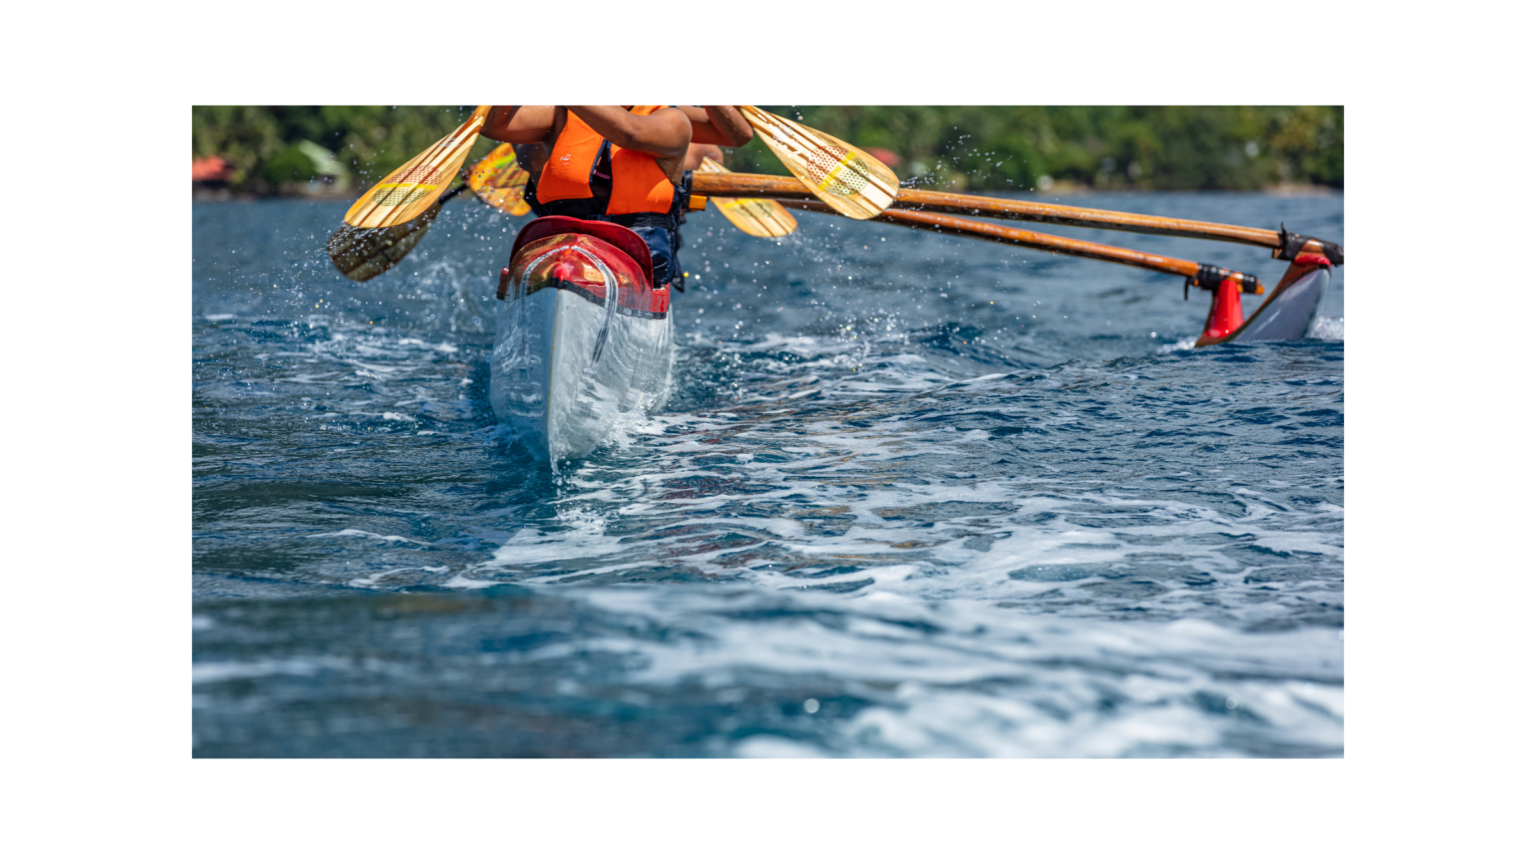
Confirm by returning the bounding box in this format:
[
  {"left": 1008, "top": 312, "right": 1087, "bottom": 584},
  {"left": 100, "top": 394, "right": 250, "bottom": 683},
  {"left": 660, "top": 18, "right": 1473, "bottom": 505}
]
[{"left": 489, "top": 220, "right": 673, "bottom": 463}]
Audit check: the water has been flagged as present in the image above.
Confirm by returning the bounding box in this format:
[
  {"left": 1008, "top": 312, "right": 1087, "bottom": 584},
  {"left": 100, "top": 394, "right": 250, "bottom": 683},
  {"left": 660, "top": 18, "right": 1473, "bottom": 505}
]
[{"left": 193, "top": 190, "right": 1343, "bottom": 757}]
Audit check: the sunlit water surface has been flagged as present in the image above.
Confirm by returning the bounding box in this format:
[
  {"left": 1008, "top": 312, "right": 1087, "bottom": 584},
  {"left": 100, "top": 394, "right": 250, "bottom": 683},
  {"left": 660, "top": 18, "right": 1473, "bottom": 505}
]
[{"left": 193, "top": 191, "right": 1343, "bottom": 757}]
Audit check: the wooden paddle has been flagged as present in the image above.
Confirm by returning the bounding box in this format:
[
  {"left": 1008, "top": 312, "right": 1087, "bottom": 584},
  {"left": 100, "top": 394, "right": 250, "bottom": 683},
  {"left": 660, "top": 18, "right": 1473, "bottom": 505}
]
[
  {"left": 779, "top": 199, "right": 1266, "bottom": 293},
  {"left": 696, "top": 157, "right": 797, "bottom": 237},
  {"left": 739, "top": 106, "right": 898, "bottom": 221},
  {"left": 342, "top": 106, "right": 490, "bottom": 229},
  {"left": 328, "top": 186, "right": 467, "bottom": 282},
  {"left": 465, "top": 143, "right": 532, "bottom": 216},
  {"left": 328, "top": 141, "right": 521, "bottom": 282}
]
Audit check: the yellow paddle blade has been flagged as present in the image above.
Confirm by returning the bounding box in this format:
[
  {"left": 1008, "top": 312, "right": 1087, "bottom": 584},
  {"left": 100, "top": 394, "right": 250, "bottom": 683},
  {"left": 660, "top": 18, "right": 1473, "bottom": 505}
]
[
  {"left": 465, "top": 143, "right": 532, "bottom": 217},
  {"left": 739, "top": 106, "right": 897, "bottom": 220},
  {"left": 696, "top": 158, "right": 797, "bottom": 238},
  {"left": 327, "top": 190, "right": 455, "bottom": 282},
  {"left": 343, "top": 106, "right": 490, "bottom": 228}
]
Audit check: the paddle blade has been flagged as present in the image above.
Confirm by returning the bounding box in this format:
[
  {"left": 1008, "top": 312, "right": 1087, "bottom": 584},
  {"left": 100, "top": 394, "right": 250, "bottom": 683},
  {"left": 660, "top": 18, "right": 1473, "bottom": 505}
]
[
  {"left": 696, "top": 157, "right": 797, "bottom": 238},
  {"left": 343, "top": 106, "right": 489, "bottom": 229},
  {"left": 466, "top": 143, "right": 532, "bottom": 216},
  {"left": 327, "top": 196, "right": 449, "bottom": 282},
  {"left": 739, "top": 106, "right": 897, "bottom": 220}
]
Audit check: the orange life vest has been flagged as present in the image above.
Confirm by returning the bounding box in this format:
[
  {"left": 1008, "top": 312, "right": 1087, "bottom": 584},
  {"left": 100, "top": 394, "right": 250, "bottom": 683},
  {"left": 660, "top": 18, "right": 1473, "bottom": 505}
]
[{"left": 536, "top": 106, "right": 675, "bottom": 215}]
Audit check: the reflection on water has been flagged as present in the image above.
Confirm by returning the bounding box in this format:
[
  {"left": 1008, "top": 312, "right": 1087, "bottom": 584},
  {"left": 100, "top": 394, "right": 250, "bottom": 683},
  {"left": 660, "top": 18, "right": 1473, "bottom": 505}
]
[{"left": 194, "top": 192, "right": 1343, "bottom": 757}]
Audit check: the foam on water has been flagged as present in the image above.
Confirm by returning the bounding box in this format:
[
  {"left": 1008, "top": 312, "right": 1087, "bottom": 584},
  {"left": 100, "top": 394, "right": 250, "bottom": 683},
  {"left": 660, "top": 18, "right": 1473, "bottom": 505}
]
[
  {"left": 1310, "top": 316, "right": 1344, "bottom": 340},
  {"left": 194, "top": 193, "right": 1343, "bottom": 757}
]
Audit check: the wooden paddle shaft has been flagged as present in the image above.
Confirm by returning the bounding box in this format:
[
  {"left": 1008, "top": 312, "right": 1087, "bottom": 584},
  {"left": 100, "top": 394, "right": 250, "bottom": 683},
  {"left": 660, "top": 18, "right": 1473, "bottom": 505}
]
[
  {"left": 778, "top": 200, "right": 1263, "bottom": 291},
  {"left": 692, "top": 173, "right": 1341, "bottom": 262},
  {"left": 694, "top": 172, "right": 1536, "bottom": 264},
  {"left": 1339, "top": 247, "right": 1536, "bottom": 264}
]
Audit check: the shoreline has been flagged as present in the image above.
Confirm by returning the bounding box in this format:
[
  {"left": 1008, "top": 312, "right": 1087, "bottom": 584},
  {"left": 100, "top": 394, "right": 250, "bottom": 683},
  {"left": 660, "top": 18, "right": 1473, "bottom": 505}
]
[{"left": 193, "top": 186, "right": 354, "bottom": 202}]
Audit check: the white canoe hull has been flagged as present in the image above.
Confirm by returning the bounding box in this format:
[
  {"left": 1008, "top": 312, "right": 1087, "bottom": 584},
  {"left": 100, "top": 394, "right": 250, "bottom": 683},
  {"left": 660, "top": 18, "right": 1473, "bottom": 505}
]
[{"left": 490, "top": 285, "right": 673, "bottom": 463}]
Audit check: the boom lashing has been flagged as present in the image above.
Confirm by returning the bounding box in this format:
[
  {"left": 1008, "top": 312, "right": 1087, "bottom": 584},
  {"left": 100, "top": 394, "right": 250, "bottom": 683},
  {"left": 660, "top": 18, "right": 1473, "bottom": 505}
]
[
  {"left": 1184, "top": 263, "right": 1262, "bottom": 300},
  {"left": 1276, "top": 224, "right": 1344, "bottom": 265}
]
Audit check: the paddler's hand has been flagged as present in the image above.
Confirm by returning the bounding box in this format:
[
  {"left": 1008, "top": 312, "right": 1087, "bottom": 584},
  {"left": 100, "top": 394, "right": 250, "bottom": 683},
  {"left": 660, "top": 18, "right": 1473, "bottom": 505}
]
[
  {"left": 705, "top": 107, "right": 752, "bottom": 147},
  {"left": 679, "top": 106, "right": 753, "bottom": 148}
]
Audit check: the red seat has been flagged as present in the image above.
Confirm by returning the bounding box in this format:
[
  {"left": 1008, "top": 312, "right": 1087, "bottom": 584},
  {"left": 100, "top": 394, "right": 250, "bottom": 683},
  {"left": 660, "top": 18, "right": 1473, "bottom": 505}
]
[{"left": 509, "top": 216, "right": 653, "bottom": 282}]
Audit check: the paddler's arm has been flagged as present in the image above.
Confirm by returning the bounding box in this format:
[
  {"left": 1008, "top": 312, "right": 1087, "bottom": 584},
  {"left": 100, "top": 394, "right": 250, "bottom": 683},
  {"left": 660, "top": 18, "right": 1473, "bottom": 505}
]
[
  {"left": 482, "top": 106, "right": 557, "bottom": 144},
  {"left": 566, "top": 106, "right": 691, "bottom": 159},
  {"left": 678, "top": 106, "right": 753, "bottom": 147}
]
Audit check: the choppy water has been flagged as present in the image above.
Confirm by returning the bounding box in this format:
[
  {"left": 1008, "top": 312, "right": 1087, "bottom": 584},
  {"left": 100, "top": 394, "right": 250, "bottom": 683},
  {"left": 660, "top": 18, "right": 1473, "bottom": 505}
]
[{"left": 193, "top": 190, "right": 1343, "bottom": 757}]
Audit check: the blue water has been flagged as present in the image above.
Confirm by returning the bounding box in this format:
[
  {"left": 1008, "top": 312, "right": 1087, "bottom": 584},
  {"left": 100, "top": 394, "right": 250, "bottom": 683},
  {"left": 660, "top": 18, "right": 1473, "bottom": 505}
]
[{"left": 192, "top": 190, "right": 1343, "bottom": 757}]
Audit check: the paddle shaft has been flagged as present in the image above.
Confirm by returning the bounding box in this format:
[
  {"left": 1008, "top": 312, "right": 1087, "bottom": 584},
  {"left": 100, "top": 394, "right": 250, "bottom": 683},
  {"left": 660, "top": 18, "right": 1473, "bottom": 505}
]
[
  {"left": 692, "top": 173, "right": 1341, "bottom": 262},
  {"left": 778, "top": 200, "right": 1263, "bottom": 290},
  {"left": 700, "top": 172, "right": 1536, "bottom": 264}
]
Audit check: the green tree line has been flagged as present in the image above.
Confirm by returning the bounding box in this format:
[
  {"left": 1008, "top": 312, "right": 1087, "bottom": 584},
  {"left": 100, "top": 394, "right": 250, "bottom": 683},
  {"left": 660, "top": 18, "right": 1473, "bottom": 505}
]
[{"left": 192, "top": 105, "right": 1342, "bottom": 195}]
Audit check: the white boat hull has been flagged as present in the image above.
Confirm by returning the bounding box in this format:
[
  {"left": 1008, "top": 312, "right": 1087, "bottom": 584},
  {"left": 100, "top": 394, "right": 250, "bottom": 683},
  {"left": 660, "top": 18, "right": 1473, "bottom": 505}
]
[{"left": 490, "top": 285, "right": 673, "bottom": 463}]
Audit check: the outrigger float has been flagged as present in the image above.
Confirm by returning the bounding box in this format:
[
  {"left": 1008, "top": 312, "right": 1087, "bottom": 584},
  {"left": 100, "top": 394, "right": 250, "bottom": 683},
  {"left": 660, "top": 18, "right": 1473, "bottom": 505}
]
[{"left": 326, "top": 106, "right": 1344, "bottom": 460}]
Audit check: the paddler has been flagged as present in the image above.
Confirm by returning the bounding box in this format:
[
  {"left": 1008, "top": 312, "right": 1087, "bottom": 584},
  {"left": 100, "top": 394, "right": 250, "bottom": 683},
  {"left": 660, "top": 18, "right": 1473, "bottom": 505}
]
[{"left": 482, "top": 106, "right": 752, "bottom": 292}]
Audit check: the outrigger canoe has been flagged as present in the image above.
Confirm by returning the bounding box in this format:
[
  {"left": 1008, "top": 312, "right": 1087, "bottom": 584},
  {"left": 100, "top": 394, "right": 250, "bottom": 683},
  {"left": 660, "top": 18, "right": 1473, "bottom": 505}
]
[
  {"left": 481, "top": 209, "right": 1333, "bottom": 462},
  {"left": 488, "top": 216, "right": 673, "bottom": 463}
]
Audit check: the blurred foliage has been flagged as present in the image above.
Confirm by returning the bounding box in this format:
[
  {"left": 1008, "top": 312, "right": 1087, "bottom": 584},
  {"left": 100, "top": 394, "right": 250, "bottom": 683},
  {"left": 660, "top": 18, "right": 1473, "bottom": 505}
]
[
  {"left": 193, "top": 106, "right": 487, "bottom": 194},
  {"left": 193, "top": 106, "right": 1342, "bottom": 195},
  {"left": 741, "top": 106, "right": 1343, "bottom": 191}
]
